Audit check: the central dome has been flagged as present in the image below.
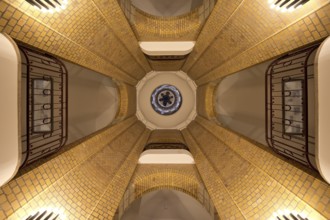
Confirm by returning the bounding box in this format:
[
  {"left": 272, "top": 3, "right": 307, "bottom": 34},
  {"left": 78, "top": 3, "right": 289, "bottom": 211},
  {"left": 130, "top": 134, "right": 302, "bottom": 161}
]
[
  {"left": 136, "top": 71, "right": 196, "bottom": 130},
  {"left": 151, "top": 84, "right": 182, "bottom": 115}
]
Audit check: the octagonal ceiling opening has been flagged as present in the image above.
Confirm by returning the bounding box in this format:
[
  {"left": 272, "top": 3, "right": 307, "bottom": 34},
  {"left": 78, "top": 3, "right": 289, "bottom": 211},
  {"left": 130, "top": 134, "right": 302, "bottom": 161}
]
[{"left": 136, "top": 71, "right": 197, "bottom": 130}]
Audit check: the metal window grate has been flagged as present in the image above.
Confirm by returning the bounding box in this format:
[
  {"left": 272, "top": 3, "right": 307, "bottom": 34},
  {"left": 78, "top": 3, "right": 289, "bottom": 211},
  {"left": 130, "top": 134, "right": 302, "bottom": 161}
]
[
  {"left": 265, "top": 44, "right": 319, "bottom": 170},
  {"left": 20, "top": 45, "right": 68, "bottom": 167}
]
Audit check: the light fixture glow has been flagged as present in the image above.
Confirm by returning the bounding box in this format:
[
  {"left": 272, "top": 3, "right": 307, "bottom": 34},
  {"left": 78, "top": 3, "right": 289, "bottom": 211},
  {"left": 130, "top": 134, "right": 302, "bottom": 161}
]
[
  {"left": 26, "top": 0, "right": 68, "bottom": 13},
  {"left": 288, "top": 6, "right": 295, "bottom": 12},
  {"left": 268, "top": 0, "right": 310, "bottom": 13},
  {"left": 270, "top": 210, "right": 310, "bottom": 220},
  {"left": 24, "top": 207, "right": 66, "bottom": 220},
  {"left": 281, "top": 7, "right": 288, "bottom": 12}
]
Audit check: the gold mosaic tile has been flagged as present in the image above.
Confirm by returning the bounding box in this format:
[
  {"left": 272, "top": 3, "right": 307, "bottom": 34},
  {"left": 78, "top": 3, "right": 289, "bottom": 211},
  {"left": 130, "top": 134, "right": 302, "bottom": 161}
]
[
  {"left": 88, "top": 129, "right": 151, "bottom": 219},
  {"left": 6, "top": 121, "right": 148, "bottom": 220},
  {"left": 0, "top": 117, "right": 138, "bottom": 219},
  {"left": 182, "top": 0, "right": 329, "bottom": 84},
  {"left": 182, "top": 129, "right": 246, "bottom": 219},
  {"left": 115, "top": 83, "right": 137, "bottom": 121},
  {"left": 194, "top": 116, "right": 330, "bottom": 219},
  {"left": 197, "top": 83, "right": 216, "bottom": 119},
  {"left": 196, "top": 4, "right": 330, "bottom": 85},
  {"left": 131, "top": 164, "right": 201, "bottom": 199},
  {"left": 117, "top": 1, "right": 208, "bottom": 71},
  {"left": 1, "top": 0, "right": 329, "bottom": 219},
  {"left": 92, "top": 0, "right": 151, "bottom": 74},
  {"left": 182, "top": 0, "right": 244, "bottom": 73},
  {"left": 130, "top": 7, "right": 202, "bottom": 41},
  {"left": 0, "top": 0, "right": 150, "bottom": 85}
]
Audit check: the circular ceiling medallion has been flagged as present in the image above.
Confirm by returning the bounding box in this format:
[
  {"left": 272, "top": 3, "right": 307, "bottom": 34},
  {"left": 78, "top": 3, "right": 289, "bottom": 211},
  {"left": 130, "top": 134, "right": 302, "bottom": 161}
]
[
  {"left": 151, "top": 84, "right": 182, "bottom": 115},
  {"left": 136, "top": 71, "right": 196, "bottom": 130}
]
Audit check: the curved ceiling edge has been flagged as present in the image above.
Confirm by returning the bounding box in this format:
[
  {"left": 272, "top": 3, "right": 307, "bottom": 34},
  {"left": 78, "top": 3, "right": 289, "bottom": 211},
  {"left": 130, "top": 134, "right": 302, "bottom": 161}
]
[
  {"left": 138, "top": 149, "right": 195, "bottom": 164},
  {"left": 139, "top": 41, "right": 195, "bottom": 56}
]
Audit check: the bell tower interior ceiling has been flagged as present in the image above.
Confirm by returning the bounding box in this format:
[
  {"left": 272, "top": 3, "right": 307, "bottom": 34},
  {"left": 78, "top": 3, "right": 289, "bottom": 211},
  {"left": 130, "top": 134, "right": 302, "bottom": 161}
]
[{"left": 0, "top": 0, "right": 330, "bottom": 219}]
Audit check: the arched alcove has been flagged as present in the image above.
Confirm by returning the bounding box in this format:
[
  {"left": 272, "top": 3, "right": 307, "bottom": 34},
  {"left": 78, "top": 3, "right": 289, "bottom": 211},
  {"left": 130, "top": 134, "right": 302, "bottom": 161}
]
[
  {"left": 119, "top": 189, "right": 215, "bottom": 220},
  {"left": 115, "top": 164, "right": 218, "bottom": 219}
]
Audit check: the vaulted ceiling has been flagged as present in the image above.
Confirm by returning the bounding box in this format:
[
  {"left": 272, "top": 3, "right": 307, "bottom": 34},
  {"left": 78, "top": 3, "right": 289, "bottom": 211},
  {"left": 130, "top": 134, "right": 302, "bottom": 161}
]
[
  {"left": 1, "top": 1, "right": 330, "bottom": 219},
  {"left": 1, "top": 0, "right": 329, "bottom": 86}
]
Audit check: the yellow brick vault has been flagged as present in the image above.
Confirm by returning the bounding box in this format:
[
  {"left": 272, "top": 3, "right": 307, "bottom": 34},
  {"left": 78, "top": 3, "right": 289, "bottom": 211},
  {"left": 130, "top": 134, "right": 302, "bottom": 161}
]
[
  {"left": 0, "top": 117, "right": 150, "bottom": 219},
  {"left": 115, "top": 82, "right": 137, "bottom": 121},
  {"left": 183, "top": 118, "right": 330, "bottom": 219},
  {"left": 1, "top": 0, "right": 330, "bottom": 219},
  {"left": 0, "top": 0, "right": 151, "bottom": 85},
  {"left": 183, "top": 0, "right": 330, "bottom": 85},
  {"left": 196, "top": 83, "right": 216, "bottom": 119},
  {"left": 194, "top": 116, "right": 330, "bottom": 218},
  {"left": 118, "top": 0, "right": 210, "bottom": 71},
  {"left": 130, "top": 164, "right": 203, "bottom": 200},
  {"left": 182, "top": 129, "right": 246, "bottom": 219},
  {"left": 131, "top": 7, "right": 202, "bottom": 41}
]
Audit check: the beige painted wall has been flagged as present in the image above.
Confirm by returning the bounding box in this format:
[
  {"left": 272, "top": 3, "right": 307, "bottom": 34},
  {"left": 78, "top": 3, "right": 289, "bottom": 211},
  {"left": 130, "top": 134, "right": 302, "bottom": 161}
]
[
  {"left": 214, "top": 60, "right": 271, "bottom": 145},
  {"left": 65, "top": 60, "right": 119, "bottom": 144}
]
